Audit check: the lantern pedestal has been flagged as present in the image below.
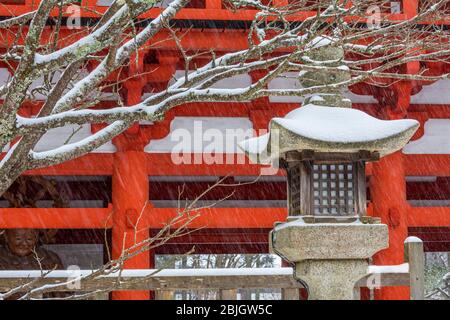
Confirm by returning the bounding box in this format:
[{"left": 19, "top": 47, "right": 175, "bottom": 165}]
[
  {"left": 295, "top": 259, "right": 368, "bottom": 300},
  {"left": 270, "top": 220, "right": 389, "bottom": 300}
]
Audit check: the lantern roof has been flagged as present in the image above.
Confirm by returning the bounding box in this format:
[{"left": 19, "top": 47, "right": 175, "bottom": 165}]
[{"left": 238, "top": 103, "right": 419, "bottom": 164}]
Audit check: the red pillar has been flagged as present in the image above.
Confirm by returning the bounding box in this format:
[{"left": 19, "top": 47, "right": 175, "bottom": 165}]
[
  {"left": 111, "top": 80, "right": 150, "bottom": 300},
  {"left": 402, "top": 0, "right": 418, "bottom": 18},
  {"left": 111, "top": 145, "right": 150, "bottom": 300},
  {"left": 371, "top": 151, "right": 409, "bottom": 300}
]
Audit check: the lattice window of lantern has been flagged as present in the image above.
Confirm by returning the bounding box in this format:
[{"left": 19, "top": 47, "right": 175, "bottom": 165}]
[{"left": 312, "top": 164, "right": 355, "bottom": 216}]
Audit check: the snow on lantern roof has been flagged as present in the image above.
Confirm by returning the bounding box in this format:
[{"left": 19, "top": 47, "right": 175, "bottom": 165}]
[{"left": 238, "top": 104, "right": 419, "bottom": 164}]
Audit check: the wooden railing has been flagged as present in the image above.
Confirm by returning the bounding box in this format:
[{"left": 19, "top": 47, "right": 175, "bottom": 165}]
[
  {"left": 0, "top": 238, "right": 425, "bottom": 300},
  {"left": 0, "top": 268, "right": 304, "bottom": 300}
]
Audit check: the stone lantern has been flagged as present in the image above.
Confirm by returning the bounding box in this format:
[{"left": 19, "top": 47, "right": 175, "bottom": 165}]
[{"left": 238, "top": 37, "right": 419, "bottom": 300}]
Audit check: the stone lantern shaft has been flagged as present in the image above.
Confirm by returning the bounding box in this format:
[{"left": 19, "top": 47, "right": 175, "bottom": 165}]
[{"left": 299, "top": 38, "right": 351, "bottom": 108}]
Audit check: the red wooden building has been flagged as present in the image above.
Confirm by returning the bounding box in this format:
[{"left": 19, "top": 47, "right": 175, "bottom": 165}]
[{"left": 0, "top": 0, "right": 449, "bottom": 300}]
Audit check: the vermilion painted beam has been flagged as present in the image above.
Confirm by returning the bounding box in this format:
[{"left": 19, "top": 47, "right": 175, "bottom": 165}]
[
  {"left": 5, "top": 101, "right": 299, "bottom": 117},
  {"left": 18, "top": 153, "right": 278, "bottom": 176},
  {"left": 0, "top": 29, "right": 251, "bottom": 51},
  {"left": 169, "top": 101, "right": 296, "bottom": 117},
  {"left": 0, "top": 205, "right": 113, "bottom": 229},
  {"left": 0, "top": 205, "right": 286, "bottom": 229},
  {"left": 408, "top": 206, "right": 450, "bottom": 227},
  {"left": 2, "top": 204, "right": 448, "bottom": 229},
  {"left": 147, "top": 207, "right": 287, "bottom": 229},
  {"left": 9, "top": 102, "right": 450, "bottom": 119},
  {"left": 409, "top": 105, "right": 450, "bottom": 118},
  {"left": 15, "top": 153, "right": 450, "bottom": 177},
  {"left": 404, "top": 154, "right": 450, "bottom": 176},
  {"left": 0, "top": 5, "right": 419, "bottom": 23},
  {"left": 146, "top": 153, "right": 273, "bottom": 176},
  {"left": 1, "top": 9, "right": 449, "bottom": 55}
]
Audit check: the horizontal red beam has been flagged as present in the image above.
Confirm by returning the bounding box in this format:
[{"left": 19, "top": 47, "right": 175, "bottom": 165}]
[
  {"left": 0, "top": 29, "right": 251, "bottom": 52},
  {"left": 0, "top": 4, "right": 418, "bottom": 23},
  {"left": 11, "top": 102, "right": 450, "bottom": 119},
  {"left": 0, "top": 6, "right": 284, "bottom": 21},
  {"left": 20, "top": 153, "right": 274, "bottom": 176},
  {"left": 409, "top": 105, "right": 450, "bottom": 118},
  {"left": 407, "top": 206, "right": 450, "bottom": 227},
  {"left": 148, "top": 207, "right": 287, "bottom": 229},
  {"left": 0, "top": 205, "right": 113, "bottom": 229},
  {"left": 0, "top": 205, "right": 286, "bottom": 229},
  {"left": 5, "top": 101, "right": 298, "bottom": 118},
  {"left": 145, "top": 153, "right": 271, "bottom": 176},
  {"left": 1, "top": 204, "right": 448, "bottom": 230},
  {"left": 404, "top": 154, "right": 450, "bottom": 176},
  {"left": 19, "top": 153, "right": 450, "bottom": 177}
]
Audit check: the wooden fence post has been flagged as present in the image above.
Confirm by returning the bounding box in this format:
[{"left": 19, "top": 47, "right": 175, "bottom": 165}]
[
  {"left": 219, "top": 289, "right": 238, "bottom": 300},
  {"left": 155, "top": 290, "right": 174, "bottom": 300},
  {"left": 404, "top": 236, "right": 425, "bottom": 300},
  {"left": 281, "top": 288, "right": 299, "bottom": 300}
]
